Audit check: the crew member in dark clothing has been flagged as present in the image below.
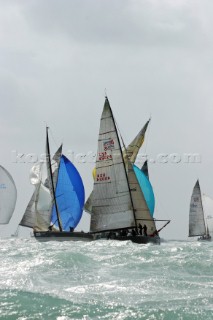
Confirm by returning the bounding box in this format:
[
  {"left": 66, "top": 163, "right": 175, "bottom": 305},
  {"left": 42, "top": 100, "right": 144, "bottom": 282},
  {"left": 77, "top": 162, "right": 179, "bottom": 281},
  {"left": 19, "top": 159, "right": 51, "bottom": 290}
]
[
  {"left": 131, "top": 229, "right": 136, "bottom": 236},
  {"left": 143, "top": 224, "right": 147, "bottom": 236},
  {"left": 138, "top": 223, "right": 143, "bottom": 235}
]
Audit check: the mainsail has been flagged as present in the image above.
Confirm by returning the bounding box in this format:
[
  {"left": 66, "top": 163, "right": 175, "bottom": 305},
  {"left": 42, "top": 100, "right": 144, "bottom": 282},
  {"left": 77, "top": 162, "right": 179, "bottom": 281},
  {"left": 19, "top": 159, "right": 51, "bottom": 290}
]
[
  {"left": 90, "top": 98, "right": 135, "bottom": 232},
  {"left": 90, "top": 97, "right": 156, "bottom": 234},
  {"left": 0, "top": 166, "right": 17, "bottom": 224},
  {"left": 189, "top": 180, "right": 206, "bottom": 237}
]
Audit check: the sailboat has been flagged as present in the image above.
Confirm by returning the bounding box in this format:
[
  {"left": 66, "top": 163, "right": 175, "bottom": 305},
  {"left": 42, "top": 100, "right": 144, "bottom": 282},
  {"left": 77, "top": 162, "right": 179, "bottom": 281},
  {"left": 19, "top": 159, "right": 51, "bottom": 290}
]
[
  {"left": 88, "top": 97, "right": 166, "bottom": 244},
  {"left": 0, "top": 165, "right": 17, "bottom": 225},
  {"left": 20, "top": 127, "right": 93, "bottom": 241},
  {"left": 189, "top": 180, "right": 212, "bottom": 241}
]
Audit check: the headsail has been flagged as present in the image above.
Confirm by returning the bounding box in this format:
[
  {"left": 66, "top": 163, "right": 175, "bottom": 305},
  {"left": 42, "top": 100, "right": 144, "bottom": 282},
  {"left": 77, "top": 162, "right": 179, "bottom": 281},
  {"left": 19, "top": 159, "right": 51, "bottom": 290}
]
[
  {"left": 20, "top": 162, "right": 52, "bottom": 230},
  {"left": 0, "top": 166, "right": 17, "bottom": 224},
  {"left": 133, "top": 164, "right": 155, "bottom": 216},
  {"left": 124, "top": 119, "right": 150, "bottom": 163},
  {"left": 127, "top": 162, "right": 156, "bottom": 235},
  {"left": 202, "top": 194, "right": 213, "bottom": 238},
  {"left": 51, "top": 155, "right": 85, "bottom": 231},
  {"left": 189, "top": 180, "right": 206, "bottom": 237},
  {"left": 90, "top": 97, "right": 135, "bottom": 232},
  {"left": 20, "top": 138, "right": 62, "bottom": 231}
]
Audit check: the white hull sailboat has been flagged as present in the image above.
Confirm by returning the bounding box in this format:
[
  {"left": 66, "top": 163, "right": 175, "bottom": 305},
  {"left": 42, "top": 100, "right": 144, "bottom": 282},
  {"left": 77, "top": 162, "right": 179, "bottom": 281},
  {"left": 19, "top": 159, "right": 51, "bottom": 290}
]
[
  {"left": 20, "top": 128, "right": 93, "bottom": 242},
  {"left": 189, "top": 180, "right": 212, "bottom": 241},
  {"left": 88, "top": 97, "right": 169, "bottom": 244}
]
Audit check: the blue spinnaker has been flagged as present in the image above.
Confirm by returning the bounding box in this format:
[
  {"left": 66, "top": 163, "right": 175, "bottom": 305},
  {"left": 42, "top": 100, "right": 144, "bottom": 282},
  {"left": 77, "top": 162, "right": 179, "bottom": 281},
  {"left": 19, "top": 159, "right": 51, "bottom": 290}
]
[
  {"left": 133, "top": 164, "right": 155, "bottom": 216},
  {"left": 51, "top": 155, "right": 85, "bottom": 231}
]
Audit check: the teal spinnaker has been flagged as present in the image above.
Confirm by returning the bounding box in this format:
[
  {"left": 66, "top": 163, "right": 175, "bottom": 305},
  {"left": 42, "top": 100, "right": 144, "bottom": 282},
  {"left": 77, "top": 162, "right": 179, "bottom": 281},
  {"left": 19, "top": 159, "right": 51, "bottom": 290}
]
[{"left": 133, "top": 164, "right": 155, "bottom": 216}]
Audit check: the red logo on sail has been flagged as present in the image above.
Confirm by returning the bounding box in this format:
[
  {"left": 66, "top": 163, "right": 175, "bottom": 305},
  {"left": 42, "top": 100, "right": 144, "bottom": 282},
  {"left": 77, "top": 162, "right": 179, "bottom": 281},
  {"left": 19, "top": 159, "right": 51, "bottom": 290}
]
[
  {"left": 103, "top": 139, "right": 114, "bottom": 151},
  {"left": 96, "top": 173, "right": 110, "bottom": 181},
  {"left": 99, "top": 152, "right": 112, "bottom": 161}
]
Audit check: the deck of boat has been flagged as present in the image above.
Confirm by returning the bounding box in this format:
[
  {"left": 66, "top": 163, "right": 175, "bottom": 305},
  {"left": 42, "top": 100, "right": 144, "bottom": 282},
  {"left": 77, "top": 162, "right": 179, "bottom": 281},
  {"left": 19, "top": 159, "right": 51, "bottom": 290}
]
[
  {"left": 94, "top": 233, "right": 161, "bottom": 244},
  {"left": 33, "top": 231, "right": 94, "bottom": 242}
]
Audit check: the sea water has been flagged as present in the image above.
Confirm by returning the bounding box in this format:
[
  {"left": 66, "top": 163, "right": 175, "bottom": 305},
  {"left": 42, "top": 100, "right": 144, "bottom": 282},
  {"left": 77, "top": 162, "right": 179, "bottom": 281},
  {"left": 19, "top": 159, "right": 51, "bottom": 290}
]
[{"left": 0, "top": 238, "right": 212, "bottom": 320}]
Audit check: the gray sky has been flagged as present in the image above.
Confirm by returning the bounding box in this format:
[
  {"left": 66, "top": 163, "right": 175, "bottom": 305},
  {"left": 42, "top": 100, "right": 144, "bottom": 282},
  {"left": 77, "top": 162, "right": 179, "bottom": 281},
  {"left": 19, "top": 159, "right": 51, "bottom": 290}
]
[{"left": 0, "top": 0, "right": 213, "bottom": 240}]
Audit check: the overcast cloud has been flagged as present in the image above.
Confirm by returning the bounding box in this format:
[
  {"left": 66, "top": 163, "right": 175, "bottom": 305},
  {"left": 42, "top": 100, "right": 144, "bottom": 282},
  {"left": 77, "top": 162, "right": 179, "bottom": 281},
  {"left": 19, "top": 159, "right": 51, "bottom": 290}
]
[{"left": 0, "top": 0, "right": 213, "bottom": 239}]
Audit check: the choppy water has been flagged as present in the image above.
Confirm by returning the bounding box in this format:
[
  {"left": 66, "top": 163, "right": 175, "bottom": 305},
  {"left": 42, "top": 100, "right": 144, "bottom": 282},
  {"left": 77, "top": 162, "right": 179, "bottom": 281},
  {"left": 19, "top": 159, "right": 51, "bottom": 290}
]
[{"left": 0, "top": 238, "right": 212, "bottom": 320}]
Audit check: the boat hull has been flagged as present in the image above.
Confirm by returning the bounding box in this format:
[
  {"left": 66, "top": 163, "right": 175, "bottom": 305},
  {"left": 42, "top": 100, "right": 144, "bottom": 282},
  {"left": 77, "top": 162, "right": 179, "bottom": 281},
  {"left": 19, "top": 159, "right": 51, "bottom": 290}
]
[
  {"left": 33, "top": 231, "right": 94, "bottom": 242},
  {"left": 198, "top": 235, "right": 211, "bottom": 241},
  {"left": 94, "top": 233, "right": 160, "bottom": 244},
  {"left": 33, "top": 231, "right": 160, "bottom": 244}
]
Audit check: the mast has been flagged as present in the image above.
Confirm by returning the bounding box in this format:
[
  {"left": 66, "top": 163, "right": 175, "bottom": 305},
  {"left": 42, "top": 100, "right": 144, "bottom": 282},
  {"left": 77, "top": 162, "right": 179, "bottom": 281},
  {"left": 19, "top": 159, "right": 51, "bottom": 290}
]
[
  {"left": 46, "top": 127, "right": 62, "bottom": 232},
  {"left": 108, "top": 97, "right": 138, "bottom": 232}
]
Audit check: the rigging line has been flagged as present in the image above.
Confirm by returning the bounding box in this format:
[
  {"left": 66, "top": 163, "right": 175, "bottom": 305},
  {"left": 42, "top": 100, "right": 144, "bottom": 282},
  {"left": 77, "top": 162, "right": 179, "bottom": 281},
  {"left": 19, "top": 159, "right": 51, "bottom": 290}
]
[
  {"left": 46, "top": 127, "right": 62, "bottom": 232},
  {"left": 114, "top": 117, "right": 127, "bottom": 152},
  {"left": 49, "top": 126, "right": 61, "bottom": 150}
]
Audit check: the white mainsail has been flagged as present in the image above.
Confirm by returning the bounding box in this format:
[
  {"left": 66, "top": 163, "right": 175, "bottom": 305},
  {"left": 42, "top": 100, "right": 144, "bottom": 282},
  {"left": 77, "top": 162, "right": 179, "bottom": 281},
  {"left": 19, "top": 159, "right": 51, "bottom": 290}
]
[
  {"left": 0, "top": 165, "right": 17, "bottom": 224},
  {"left": 189, "top": 180, "right": 206, "bottom": 237},
  {"left": 90, "top": 98, "right": 155, "bottom": 234},
  {"left": 90, "top": 98, "right": 135, "bottom": 232}
]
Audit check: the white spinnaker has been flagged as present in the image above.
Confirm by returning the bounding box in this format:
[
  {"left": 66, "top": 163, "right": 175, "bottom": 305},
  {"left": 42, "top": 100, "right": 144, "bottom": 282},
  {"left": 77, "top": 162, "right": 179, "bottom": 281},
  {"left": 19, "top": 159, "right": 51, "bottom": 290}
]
[
  {"left": 90, "top": 98, "right": 135, "bottom": 232},
  {"left": 189, "top": 180, "right": 206, "bottom": 237},
  {"left": 0, "top": 166, "right": 17, "bottom": 224},
  {"left": 202, "top": 194, "right": 213, "bottom": 237}
]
